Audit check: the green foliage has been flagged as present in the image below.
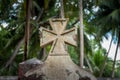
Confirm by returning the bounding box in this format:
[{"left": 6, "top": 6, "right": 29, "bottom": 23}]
[
  {"left": 68, "top": 45, "right": 79, "bottom": 65},
  {"left": 102, "top": 60, "right": 113, "bottom": 77},
  {"left": 93, "top": 50, "right": 105, "bottom": 68},
  {"left": 91, "top": 49, "right": 105, "bottom": 77},
  {"left": 115, "top": 68, "right": 120, "bottom": 77},
  {"left": 91, "top": 0, "right": 120, "bottom": 41},
  {"left": 90, "top": 0, "right": 120, "bottom": 77}
]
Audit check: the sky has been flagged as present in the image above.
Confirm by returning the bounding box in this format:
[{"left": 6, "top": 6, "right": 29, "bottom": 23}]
[{"left": 102, "top": 37, "right": 120, "bottom": 60}]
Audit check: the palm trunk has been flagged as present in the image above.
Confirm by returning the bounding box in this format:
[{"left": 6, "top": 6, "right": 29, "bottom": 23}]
[
  {"left": 60, "top": 0, "right": 64, "bottom": 18},
  {"left": 111, "top": 34, "right": 120, "bottom": 78},
  {"left": 85, "top": 55, "right": 93, "bottom": 72},
  {"left": 79, "top": 0, "right": 84, "bottom": 68},
  {"left": 99, "top": 37, "right": 113, "bottom": 77},
  {"left": 24, "top": 0, "right": 31, "bottom": 60}
]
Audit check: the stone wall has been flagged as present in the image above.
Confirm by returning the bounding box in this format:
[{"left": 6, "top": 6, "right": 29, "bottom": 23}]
[
  {"left": 0, "top": 76, "right": 18, "bottom": 80},
  {"left": 0, "top": 76, "right": 120, "bottom": 80},
  {"left": 97, "top": 78, "right": 120, "bottom": 80}
]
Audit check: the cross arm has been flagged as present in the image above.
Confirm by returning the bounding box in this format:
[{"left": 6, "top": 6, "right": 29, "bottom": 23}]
[
  {"left": 40, "top": 27, "right": 57, "bottom": 47},
  {"left": 62, "top": 27, "right": 77, "bottom": 47}
]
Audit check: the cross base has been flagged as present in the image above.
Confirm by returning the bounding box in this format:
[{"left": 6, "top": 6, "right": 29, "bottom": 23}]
[
  {"left": 49, "top": 53, "right": 68, "bottom": 56},
  {"left": 24, "top": 55, "right": 97, "bottom": 80}
]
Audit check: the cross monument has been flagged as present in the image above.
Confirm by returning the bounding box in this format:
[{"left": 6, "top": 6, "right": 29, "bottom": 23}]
[{"left": 24, "top": 18, "right": 97, "bottom": 80}]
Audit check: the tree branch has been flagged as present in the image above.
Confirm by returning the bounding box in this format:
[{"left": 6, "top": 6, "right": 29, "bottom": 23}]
[
  {"left": 5, "top": 37, "right": 24, "bottom": 68},
  {"left": 36, "top": 8, "right": 44, "bottom": 22}
]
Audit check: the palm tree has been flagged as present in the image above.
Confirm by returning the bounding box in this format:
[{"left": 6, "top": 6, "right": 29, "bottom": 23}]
[
  {"left": 79, "top": 0, "right": 84, "bottom": 68},
  {"left": 24, "top": 0, "right": 31, "bottom": 60},
  {"left": 111, "top": 33, "right": 120, "bottom": 78},
  {"left": 99, "top": 37, "right": 113, "bottom": 77},
  {"left": 60, "top": 0, "right": 65, "bottom": 18},
  {"left": 0, "top": 0, "right": 57, "bottom": 75},
  {"left": 92, "top": 0, "right": 120, "bottom": 78}
]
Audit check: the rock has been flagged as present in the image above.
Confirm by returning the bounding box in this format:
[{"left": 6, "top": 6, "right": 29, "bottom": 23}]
[{"left": 18, "top": 58, "right": 43, "bottom": 80}]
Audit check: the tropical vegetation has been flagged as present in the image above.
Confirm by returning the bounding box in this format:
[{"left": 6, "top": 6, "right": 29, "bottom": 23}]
[{"left": 0, "top": 0, "right": 120, "bottom": 78}]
